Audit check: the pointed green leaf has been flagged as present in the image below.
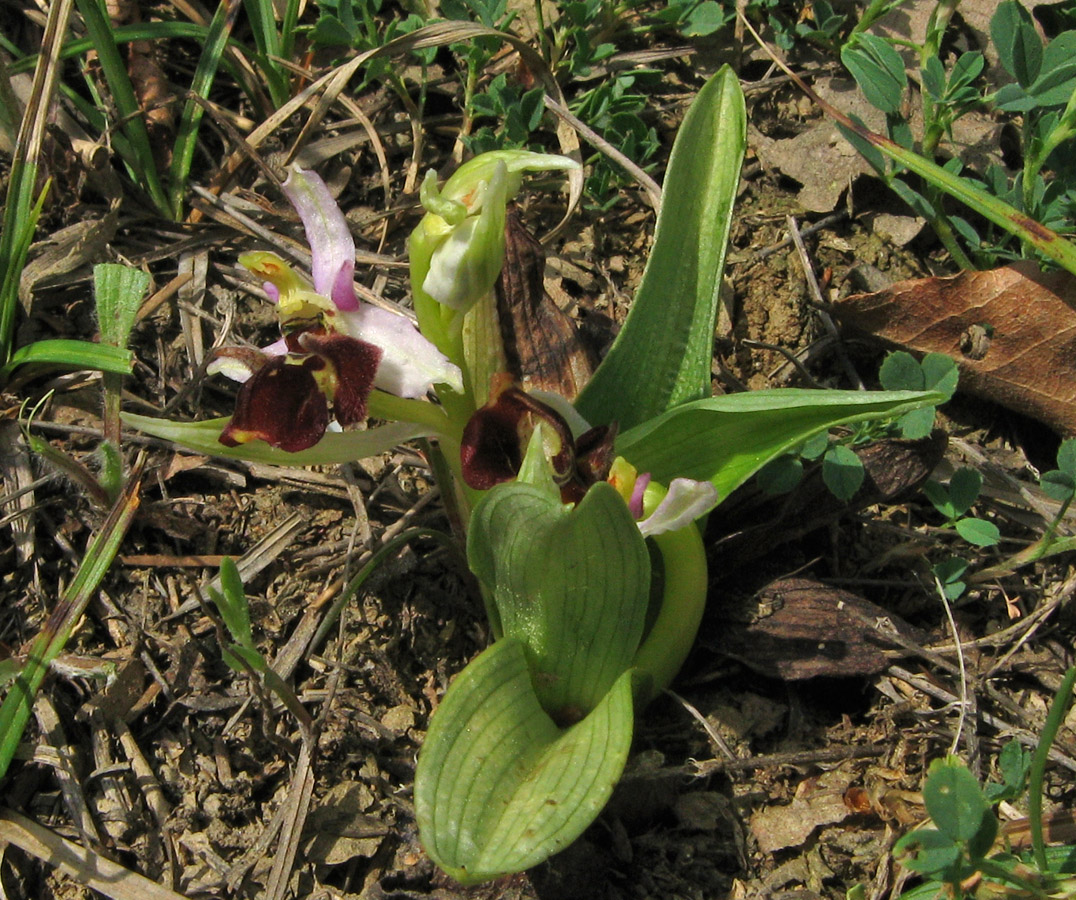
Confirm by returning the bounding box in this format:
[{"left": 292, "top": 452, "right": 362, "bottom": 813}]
[
  {"left": 575, "top": 66, "right": 746, "bottom": 429},
  {"left": 209, "top": 557, "right": 254, "bottom": 649},
  {"left": 614, "top": 389, "right": 944, "bottom": 503},
  {"left": 122, "top": 413, "right": 436, "bottom": 465},
  {"left": 992, "top": 0, "right": 1043, "bottom": 88},
  {"left": 842, "top": 34, "right": 908, "bottom": 114},
  {"left": 0, "top": 339, "right": 133, "bottom": 381},
  {"left": 468, "top": 482, "right": 649, "bottom": 717},
  {"left": 415, "top": 639, "right": 634, "bottom": 884}
]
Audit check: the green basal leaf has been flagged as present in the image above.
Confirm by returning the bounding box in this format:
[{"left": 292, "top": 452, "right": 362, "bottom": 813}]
[
  {"left": 0, "top": 339, "right": 133, "bottom": 381},
  {"left": 615, "top": 389, "right": 944, "bottom": 505},
  {"left": 576, "top": 66, "right": 746, "bottom": 430},
  {"left": 94, "top": 263, "right": 150, "bottom": 349},
  {"left": 415, "top": 639, "right": 634, "bottom": 884},
  {"left": 468, "top": 481, "right": 649, "bottom": 717},
  {"left": 123, "top": 413, "right": 436, "bottom": 465}
]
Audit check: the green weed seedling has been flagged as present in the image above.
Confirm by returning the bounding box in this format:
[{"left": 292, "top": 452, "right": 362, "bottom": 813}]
[
  {"left": 922, "top": 468, "right": 1001, "bottom": 549},
  {"left": 879, "top": 351, "right": 960, "bottom": 440},
  {"left": 893, "top": 667, "right": 1076, "bottom": 900},
  {"left": 838, "top": 0, "right": 1076, "bottom": 270},
  {"left": 206, "top": 558, "right": 314, "bottom": 736},
  {"left": 922, "top": 467, "right": 999, "bottom": 601},
  {"left": 16, "top": 264, "right": 147, "bottom": 507},
  {"left": 969, "top": 439, "right": 1076, "bottom": 586}
]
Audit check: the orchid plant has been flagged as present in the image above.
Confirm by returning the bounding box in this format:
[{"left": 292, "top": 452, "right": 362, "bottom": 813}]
[{"left": 129, "top": 67, "right": 945, "bottom": 883}]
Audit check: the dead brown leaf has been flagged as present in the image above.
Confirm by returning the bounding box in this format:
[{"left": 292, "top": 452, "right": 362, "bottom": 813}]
[
  {"left": 834, "top": 262, "right": 1076, "bottom": 435},
  {"left": 710, "top": 578, "right": 929, "bottom": 681}
]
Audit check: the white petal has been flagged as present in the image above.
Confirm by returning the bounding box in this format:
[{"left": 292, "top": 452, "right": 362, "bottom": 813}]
[
  {"left": 337, "top": 305, "right": 463, "bottom": 397},
  {"left": 638, "top": 478, "right": 719, "bottom": 538}
]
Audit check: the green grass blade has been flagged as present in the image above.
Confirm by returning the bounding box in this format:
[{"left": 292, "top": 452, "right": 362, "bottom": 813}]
[
  {"left": 836, "top": 119, "right": 1076, "bottom": 275},
  {"left": 0, "top": 167, "right": 45, "bottom": 366},
  {"left": 241, "top": 0, "right": 290, "bottom": 106},
  {"left": 73, "top": 0, "right": 170, "bottom": 215},
  {"left": 1028, "top": 665, "right": 1076, "bottom": 871},
  {"left": 0, "top": 459, "right": 143, "bottom": 779},
  {"left": 0, "top": 339, "right": 133, "bottom": 381},
  {"left": 575, "top": 66, "right": 746, "bottom": 429},
  {"left": 168, "top": 0, "right": 241, "bottom": 218},
  {"left": 279, "top": 0, "right": 301, "bottom": 61},
  {"left": 8, "top": 22, "right": 211, "bottom": 74}
]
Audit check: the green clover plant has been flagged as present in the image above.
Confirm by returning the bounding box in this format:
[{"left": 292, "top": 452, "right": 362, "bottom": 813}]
[
  {"left": 129, "top": 67, "right": 946, "bottom": 882},
  {"left": 893, "top": 667, "right": 1076, "bottom": 900},
  {"left": 837, "top": 0, "right": 1076, "bottom": 271}
]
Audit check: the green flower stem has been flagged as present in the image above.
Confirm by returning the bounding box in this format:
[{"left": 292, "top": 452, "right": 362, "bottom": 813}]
[{"left": 631, "top": 522, "right": 708, "bottom": 704}]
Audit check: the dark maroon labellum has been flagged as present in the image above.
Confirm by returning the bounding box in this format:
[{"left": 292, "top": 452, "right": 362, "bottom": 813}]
[{"left": 219, "top": 333, "right": 382, "bottom": 452}]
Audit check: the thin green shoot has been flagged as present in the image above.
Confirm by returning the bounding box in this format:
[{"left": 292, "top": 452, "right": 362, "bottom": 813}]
[{"left": 0, "top": 457, "right": 143, "bottom": 780}]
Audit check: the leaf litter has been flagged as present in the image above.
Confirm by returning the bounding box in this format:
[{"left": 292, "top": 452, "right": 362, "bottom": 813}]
[{"left": 1, "top": 5, "right": 1076, "bottom": 900}]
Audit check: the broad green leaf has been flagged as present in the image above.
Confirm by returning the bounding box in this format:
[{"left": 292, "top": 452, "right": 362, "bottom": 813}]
[
  {"left": 123, "top": 413, "right": 436, "bottom": 465},
  {"left": 822, "top": 443, "right": 864, "bottom": 501},
  {"left": 0, "top": 339, "right": 133, "bottom": 381},
  {"left": 949, "top": 468, "right": 982, "bottom": 516},
  {"left": 894, "top": 827, "right": 962, "bottom": 876},
  {"left": 898, "top": 407, "right": 936, "bottom": 440},
  {"left": 955, "top": 517, "right": 1000, "bottom": 547},
  {"left": 842, "top": 34, "right": 907, "bottom": 114},
  {"left": 922, "top": 481, "right": 954, "bottom": 518},
  {"left": 614, "top": 389, "right": 943, "bottom": 504},
  {"left": 575, "top": 66, "right": 746, "bottom": 429},
  {"left": 1042, "top": 469, "right": 1076, "bottom": 501},
  {"left": 924, "top": 756, "right": 995, "bottom": 846},
  {"left": 992, "top": 1, "right": 1043, "bottom": 88},
  {"left": 879, "top": 351, "right": 924, "bottom": 391},
  {"left": 94, "top": 263, "right": 150, "bottom": 348},
  {"left": 468, "top": 481, "right": 649, "bottom": 717},
  {"left": 1058, "top": 438, "right": 1076, "bottom": 476},
  {"left": 415, "top": 639, "right": 634, "bottom": 884},
  {"left": 921, "top": 353, "right": 959, "bottom": 399}
]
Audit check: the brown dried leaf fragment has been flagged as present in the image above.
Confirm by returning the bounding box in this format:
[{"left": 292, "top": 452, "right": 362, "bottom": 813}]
[
  {"left": 708, "top": 578, "right": 928, "bottom": 681},
  {"left": 496, "top": 206, "right": 597, "bottom": 400},
  {"left": 834, "top": 263, "right": 1076, "bottom": 434}
]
